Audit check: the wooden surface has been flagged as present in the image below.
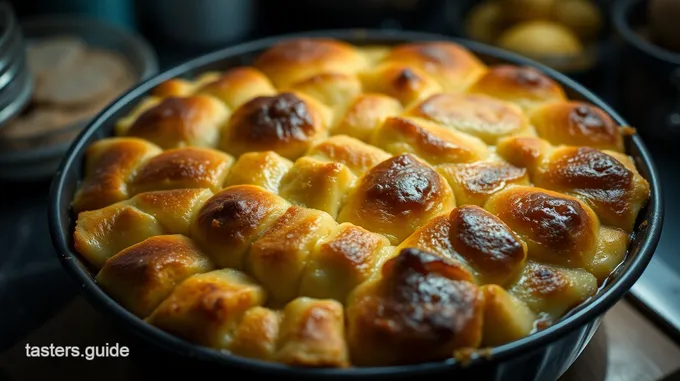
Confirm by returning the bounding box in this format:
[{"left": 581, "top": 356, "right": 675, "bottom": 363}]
[{"left": 0, "top": 297, "right": 679, "bottom": 381}]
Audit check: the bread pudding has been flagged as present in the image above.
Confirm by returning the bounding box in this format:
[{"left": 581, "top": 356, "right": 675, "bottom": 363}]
[{"left": 69, "top": 37, "right": 650, "bottom": 367}]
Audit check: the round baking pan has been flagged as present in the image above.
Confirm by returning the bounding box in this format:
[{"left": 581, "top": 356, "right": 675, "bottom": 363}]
[{"left": 48, "top": 29, "right": 663, "bottom": 380}]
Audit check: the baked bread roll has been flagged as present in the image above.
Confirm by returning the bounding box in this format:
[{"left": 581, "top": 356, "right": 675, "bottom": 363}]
[
  {"left": 150, "top": 72, "right": 221, "bottom": 98},
  {"left": 275, "top": 297, "right": 349, "bottom": 367},
  {"left": 305, "top": 134, "right": 391, "bottom": 176},
  {"left": 73, "top": 188, "right": 214, "bottom": 268},
  {"left": 331, "top": 93, "right": 402, "bottom": 142},
  {"left": 128, "top": 188, "right": 214, "bottom": 234},
  {"left": 223, "top": 150, "right": 293, "bottom": 193},
  {"left": 253, "top": 38, "right": 368, "bottom": 88},
  {"left": 146, "top": 268, "right": 267, "bottom": 349},
  {"left": 299, "top": 222, "right": 392, "bottom": 302},
  {"left": 284, "top": 72, "right": 362, "bottom": 114},
  {"left": 228, "top": 307, "right": 282, "bottom": 361},
  {"left": 405, "top": 93, "right": 532, "bottom": 144},
  {"left": 96, "top": 234, "right": 215, "bottom": 318},
  {"left": 397, "top": 205, "right": 528, "bottom": 286},
  {"left": 468, "top": 65, "right": 566, "bottom": 112},
  {"left": 497, "top": 137, "right": 650, "bottom": 232},
  {"left": 346, "top": 248, "right": 484, "bottom": 366},
  {"left": 117, "top": 95, "right": 230, "bottom": 149},
  {"left": 129, "top": 147, "right": 234, "bottom": 195},
  {"left": 337, "top": 154, "right": 455, "bottom": 244},
  {"left": 246, "top": 206, "right": 337, "bottom": 306},
  {"left": 508, "top": 261, "right": 598, "bottom": 321},
  {"left": 359, "top": 62, "right": 442, "bottom": 107},
  {"left": 190, "top": 185, "right": 291, "bottom": 269},
  {"left": 278, "top": 156, "right": 356, "bottom": 218},
  {"left": 481, "top": 284, "right": 537, "bottom": 346},
  {"left": 530, "top": 101, "right": 625, "bottom": 152},
  {"left": 381, "top": 41, "right": 487, "bottom": 92},
  {"left": 371, "top": 116, "right": 490, "bottom": 165},
  {"left": 74, "top": 202, "right": 163, "bottom": 269},
  {"left": 72, "top": 137, "right": 162, "bottom": 213},
  {"left": 219, "top": 91, "right": 331, "bottom": 160},
  {"left": 484, "top": 186, "right": 600, "bottom": 268},
  {"left": 436, "top": 160, "right": 530, "bottom": 206},
  {"left": 533, "top": 146, "right": 650, "bottom": 232},
  {"left": 195, "top": 66, "right": 277, "bottom": 109}
]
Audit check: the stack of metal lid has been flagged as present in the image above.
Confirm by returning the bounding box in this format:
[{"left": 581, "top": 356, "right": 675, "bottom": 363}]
[{"left": 0, "top": 2, "right": 32, "bottom": 129}]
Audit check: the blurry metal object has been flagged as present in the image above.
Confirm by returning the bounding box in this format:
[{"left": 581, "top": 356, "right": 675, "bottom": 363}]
[
  {"left": 0, "top": 1, "right": 32, "bottom": 130},
  {"left": 138, "top": 0, "right": 254, "bottom": 49}
]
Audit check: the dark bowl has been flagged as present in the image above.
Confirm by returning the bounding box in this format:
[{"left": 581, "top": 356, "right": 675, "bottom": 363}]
[
  {"left": 612, "top": 0, "right": 680, "bottom": 149},
  {"left": 48, "top": 29, "right": 663, "bottom": 380},
  {"left": 446, "top": 0, "right": 613, "bottom": 84}
]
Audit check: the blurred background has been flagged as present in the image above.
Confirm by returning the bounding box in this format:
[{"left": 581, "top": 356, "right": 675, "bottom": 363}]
[{"left": 0, "top": 0, "right": 678, "bottom": 353}]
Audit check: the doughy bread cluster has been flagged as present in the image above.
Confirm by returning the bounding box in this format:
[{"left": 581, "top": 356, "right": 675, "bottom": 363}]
[{"left": 70, "top": 38, "right": 650, "bottom": 367}]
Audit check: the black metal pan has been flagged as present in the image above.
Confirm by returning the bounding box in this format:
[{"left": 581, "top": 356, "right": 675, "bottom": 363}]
[{"left": 48, "top": 29, "right": 664, "bottom": 380}]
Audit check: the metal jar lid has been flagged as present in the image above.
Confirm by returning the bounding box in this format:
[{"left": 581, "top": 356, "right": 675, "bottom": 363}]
[{"left": 0, "top": 2, "right": 33, "bottom": 129}]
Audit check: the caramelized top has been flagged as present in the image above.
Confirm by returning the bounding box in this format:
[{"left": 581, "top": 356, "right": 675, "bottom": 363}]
[
  {"left": 531, "top": 101, "right": 624, "bottom": 151},
  {"left": 221, "top": 92, "right": 327, "bottom": 159},
  {"left": 468, "top": 65, "right": 566, "bottom": 109},
  {"left": 362, "top": 154, "right": 447, "bottom": 217}
]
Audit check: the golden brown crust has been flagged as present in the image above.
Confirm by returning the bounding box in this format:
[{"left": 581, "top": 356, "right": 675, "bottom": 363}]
[
  {"left": 372, "top": 116, "right": 490, "bottom": 165},
  {"left": 508, "top": 261, "right": 598, "bottom": 320},
  {"left": 276, "top": 297, "right": 349, "bottom": 367},
  {"left": 359, "top": 62, "right": 442, "bottom": 107},
  {"left": 190, "top": 185, "right": 291, "bottom": 269},
  {"left": 72, "top": 138, "right": 162, "bottom": 213},
  {"left": 247, "top": 206, "right": 337, "bottom": 306},
  {"left": 130, "top": 188, "right": 214, "bottom": 235},
  {"left": 150, "top": 78, "right": 194, "bottom": 97},
  {"left": 383, "top": 41, "right": 487, "bottom": 92},
  {"left": 96, "top": 235, "right": 215, "bottom": 318},
  {"left": 229, "top": 307, "right": 282, "bottom": 361},
  {"left": 130, "top": 147, "right": 234, "bottom": 195},
  {"left": 530, "top": 101, "right": 624, "bottom": 151},
  {"left": 286, "top": 72, "right": 362, "bottom": 111},
  {"left": 219, "top": 92, "right": 329, "bottom": 159},
  {"left": 496, "top": 136, "right": 552, "bottom": 170},
  {"left": 122, "top": 95, "right": 230, "bottom": 149},
  {"left": 346, "top": 248, "right": 484, "bottom": 366},
  {"left": 224, "top": 150, "right": 294, "bottom": 193},
  {"left": 73, "top": 202, "right": 164, "bottom": 269},
  {"left": 254, "top": 38, "right": 367, "bottom": 88},
  {"left": 437, "top": 161, "right": 530, "bottom": 206},
  {"left": 480, "top": 284, "right": 536, "bottom": 346},
  {"left": 534, "top": 146, "right": 649, "bottom": 232},
  {"left": 468, "top": 65, "right": 566, "bottom": 111},
  {"left": 449, "top": 206, "right": 527, "bottom": 285},
  {"left": 484, "top": 186, "right": 599, "bottom": 268},
  {"left": 331, "top": 93, "right": 403, "bottom": 142},
  {"left": 146, "top": 269, "right": 267, "bottom": 349},
  {"left": 337, "top": 154, "right": 455, "bottom": 244},
  {"left": 196, "top": 66, "right": 277, "bottom": 109},
  {"left": 406, "top": 93, "right": 531, "bottom": 144},
  {"left": 278, "top": 156, "right": 356, "bottom": 218},
  {"left": 305, "top": 135, "right": 391, "bottom": 176},
  {"left": 299, "top": 222, "right": 391, "bottom": 302}
]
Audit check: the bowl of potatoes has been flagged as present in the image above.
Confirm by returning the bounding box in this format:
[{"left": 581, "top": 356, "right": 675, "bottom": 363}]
[{"left": 450, "top": 0, "right": 607, "bottom": 74}]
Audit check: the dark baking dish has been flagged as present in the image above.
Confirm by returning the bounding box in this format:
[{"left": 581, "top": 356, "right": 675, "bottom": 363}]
[{"left": 48, "top": 29, "right": 663, "bottom": 380}]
